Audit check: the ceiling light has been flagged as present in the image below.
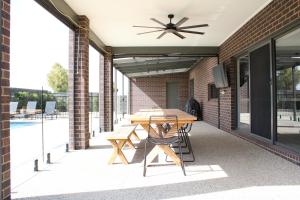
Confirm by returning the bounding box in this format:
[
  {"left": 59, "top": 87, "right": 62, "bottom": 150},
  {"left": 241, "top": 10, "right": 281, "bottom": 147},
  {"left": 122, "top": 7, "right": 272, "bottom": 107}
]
[{"left": 291, "top": 56, "right": 300, "bottom": 59}]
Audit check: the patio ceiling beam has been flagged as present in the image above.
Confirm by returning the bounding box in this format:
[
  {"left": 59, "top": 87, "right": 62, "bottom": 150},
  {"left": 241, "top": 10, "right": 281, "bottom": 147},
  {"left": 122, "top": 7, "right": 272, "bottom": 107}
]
[
  {"left": 112, "top": 46, "right": 219, "bottom": 58},
  {"left": 114, "top": 58, "right": 198, "bottom": 68},
  {"left": 35, "top": 0, "right": 106, "bottom": 54},
  {"left": 126, "top": 68, "right": 190, "bottom": 78},
  {"left": 118, "top": 61, "right": 196, "bottom": 74}
]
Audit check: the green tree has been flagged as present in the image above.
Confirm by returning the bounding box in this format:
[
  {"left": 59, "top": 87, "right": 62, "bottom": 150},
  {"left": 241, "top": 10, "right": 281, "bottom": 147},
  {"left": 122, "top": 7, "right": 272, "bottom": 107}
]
[
  {"left": 47, "top": 63, "right": 68, "bottom": 92},
  {"left": 277, "top": 67, "right": 300, "bottom": 91}
]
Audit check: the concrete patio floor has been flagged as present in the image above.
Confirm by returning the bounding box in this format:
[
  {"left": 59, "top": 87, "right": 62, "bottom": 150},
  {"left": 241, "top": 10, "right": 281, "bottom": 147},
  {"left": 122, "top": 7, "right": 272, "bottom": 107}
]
[{"left": 12, "top": 122, "right": 300, "bottom": 200}]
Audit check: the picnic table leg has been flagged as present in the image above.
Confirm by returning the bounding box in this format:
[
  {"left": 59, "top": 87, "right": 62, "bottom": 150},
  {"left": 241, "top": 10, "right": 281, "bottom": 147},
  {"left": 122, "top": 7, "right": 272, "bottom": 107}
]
[
  {"left": 164, "top": 122, "right": 185, "bottom": 166},
  {"left": 158, "top": 145, "right": 181, "bottom": 166},
  {"left": 140, "top": 124, "right": 158, "bottom": 138},
  {"left": 126, "top": 139, "right": 136, "bottom": 150},
  {"left": 140, "top": 124, "right": 182, "bottom": 166},
  {"left": 108, "top": 139, "right": 129, "bottom": 165},
  {"left": 130, "top": 130, "right": 141, "bottom": 141}
]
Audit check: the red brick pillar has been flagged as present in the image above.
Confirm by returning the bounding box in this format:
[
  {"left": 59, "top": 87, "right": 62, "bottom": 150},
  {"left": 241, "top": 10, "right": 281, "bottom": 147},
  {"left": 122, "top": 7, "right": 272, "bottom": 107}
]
[
  {"left": 219, "top": 57, "right": 237, "bottom": 132},
  {"left": 0, "top": 0, "right": 11, "bottom": 199},
  {"left": 102, "top": 47, "right": 113, "bottom": 131},
  {"left": 68, "top": 16, "right": 90, "bottom": 150}
]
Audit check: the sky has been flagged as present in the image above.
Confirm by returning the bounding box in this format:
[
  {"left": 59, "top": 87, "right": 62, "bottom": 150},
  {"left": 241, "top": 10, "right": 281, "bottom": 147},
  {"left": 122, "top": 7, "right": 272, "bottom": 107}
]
[
  {"left": 11, "top": 0, "right": 69, "bottom": 91},
  {"left": 10, "top": 0, "right": 103, "bottom": 92}
]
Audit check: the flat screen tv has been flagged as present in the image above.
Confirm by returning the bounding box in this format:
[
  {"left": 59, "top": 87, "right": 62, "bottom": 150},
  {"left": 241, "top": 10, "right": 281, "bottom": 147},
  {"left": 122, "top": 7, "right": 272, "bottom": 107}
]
[{"left": 213, "top": 63, "right": 228, "bottom": 88}]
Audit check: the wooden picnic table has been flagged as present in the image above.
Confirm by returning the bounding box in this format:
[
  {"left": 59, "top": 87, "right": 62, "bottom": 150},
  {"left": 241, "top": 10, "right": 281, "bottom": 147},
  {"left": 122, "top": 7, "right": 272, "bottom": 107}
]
[{"left": 131, "top": 109, "right": 197, "bottom": 166}]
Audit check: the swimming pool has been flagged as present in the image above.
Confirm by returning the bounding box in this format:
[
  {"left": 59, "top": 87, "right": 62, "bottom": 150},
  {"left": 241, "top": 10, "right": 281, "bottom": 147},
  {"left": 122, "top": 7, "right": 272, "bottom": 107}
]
[{"left": 10, "top": 121, "right": 41, "bottom": 129}]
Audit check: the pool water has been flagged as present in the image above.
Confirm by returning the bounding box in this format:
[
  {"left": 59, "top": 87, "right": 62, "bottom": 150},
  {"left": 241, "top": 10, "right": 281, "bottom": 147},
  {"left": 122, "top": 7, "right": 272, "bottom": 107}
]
[{"left": 10, "top": 121, "right": 40, "bottom": 129}]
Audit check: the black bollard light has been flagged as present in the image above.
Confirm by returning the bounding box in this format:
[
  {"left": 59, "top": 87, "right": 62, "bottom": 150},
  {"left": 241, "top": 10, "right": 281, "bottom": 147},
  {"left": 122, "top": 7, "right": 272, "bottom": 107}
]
[
  {"left": 66, "top": 143, "right": 69, "bottom": 152},
  {"left": 47, "top": 153, "right": 51, "bottom": 164},
  {"left": 34, "top": 159, "right": 38, "bottom": 172}
]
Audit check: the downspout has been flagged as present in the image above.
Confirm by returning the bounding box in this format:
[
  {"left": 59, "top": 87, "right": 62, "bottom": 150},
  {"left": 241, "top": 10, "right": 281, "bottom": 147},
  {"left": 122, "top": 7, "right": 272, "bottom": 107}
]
[{"left": 0, "top": 0, "right": 3, "bottom": 197}]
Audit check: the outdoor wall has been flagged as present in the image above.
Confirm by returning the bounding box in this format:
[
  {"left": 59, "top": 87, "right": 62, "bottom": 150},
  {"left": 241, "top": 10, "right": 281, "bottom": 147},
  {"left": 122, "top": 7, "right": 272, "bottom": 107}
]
[
  {"left": 1, "top": 0, "right": 10, "bottom": 199},
  {"left": 217, "top": 0, "right": 300, "bottom": 132},
  {"left": 130, "top": 73, "right": 189, "bottom": 114},
  {"left": 189, "top": 57, "right": 218, "bottom": 127}
]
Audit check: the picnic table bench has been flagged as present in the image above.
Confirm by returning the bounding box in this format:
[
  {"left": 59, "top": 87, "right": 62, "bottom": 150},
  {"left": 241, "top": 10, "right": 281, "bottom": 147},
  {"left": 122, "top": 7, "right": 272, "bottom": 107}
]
[{"left": 105, "top": 125, "right": 140, "bottom": 165}]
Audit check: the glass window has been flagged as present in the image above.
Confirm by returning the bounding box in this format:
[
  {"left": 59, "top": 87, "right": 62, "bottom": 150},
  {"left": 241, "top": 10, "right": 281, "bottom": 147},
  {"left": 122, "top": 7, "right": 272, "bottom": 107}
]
[
  {"left": 238, "top": 55, "right": 250, "bottom": 129},
  {"left": 208, "top": 83, "right": 219, "bottom": 100},
  {"left": 276, "top": 27, "right": 300, "bottom": 152}
]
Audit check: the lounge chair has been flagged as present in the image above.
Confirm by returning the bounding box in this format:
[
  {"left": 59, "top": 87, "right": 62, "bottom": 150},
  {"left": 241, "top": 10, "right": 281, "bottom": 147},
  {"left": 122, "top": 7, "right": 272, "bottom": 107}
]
[
  {"left": 44, "top": 101, "right": 57, "bottom": 119},
  {"left": 25, "top": 101, "right": 40, "bottom": 118},
  {"left": 10, "top": 102, "right": 19, "bottom": 118}
]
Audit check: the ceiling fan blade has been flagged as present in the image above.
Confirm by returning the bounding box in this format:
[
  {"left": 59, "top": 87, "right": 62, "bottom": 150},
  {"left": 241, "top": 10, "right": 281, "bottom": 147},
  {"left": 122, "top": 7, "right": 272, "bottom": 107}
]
[
  {"left": 150, "top": 18, "right": 167, "bottom": 27},
  {"left": 179, "top": 24, "right": 209, "bottom": 29},
  {"left": 175, "top": 17, "right": 189, "bottom": 27},
  {"left": 172, "top": 32, "right": 185, "bottom": 39},
  {"left": 177, "top": 30, "right": 205, "bottom": 35},
  {"left": 133, "top": 25, "right": 164, "bottom": 29},
  {"left": 137, "top": 30, "right": 163, "bottom": 35},
  {"left": 157, "top": 32, "right": 167, "bottom": 39}
]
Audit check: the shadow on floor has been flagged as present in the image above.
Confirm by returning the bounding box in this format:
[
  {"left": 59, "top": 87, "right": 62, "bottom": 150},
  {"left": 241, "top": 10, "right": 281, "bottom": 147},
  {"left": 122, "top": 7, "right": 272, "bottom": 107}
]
[{"left": 130, "top": 139, "right": 158, "bottom": 164}]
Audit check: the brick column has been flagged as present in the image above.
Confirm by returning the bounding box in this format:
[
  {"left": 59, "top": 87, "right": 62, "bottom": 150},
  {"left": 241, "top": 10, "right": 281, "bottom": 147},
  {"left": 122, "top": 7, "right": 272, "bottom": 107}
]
[
  {"left": 219, "top": 57, "right": 237, "bottom": 132},
  {"left": 101, "top": 47, "right": 113, "bottom": 131},
  {"left": 0, "top": 0, "right": 10, "bottom": 199},
  {"left": 68, "top": 16, "right": 90, "bottom": 150}
]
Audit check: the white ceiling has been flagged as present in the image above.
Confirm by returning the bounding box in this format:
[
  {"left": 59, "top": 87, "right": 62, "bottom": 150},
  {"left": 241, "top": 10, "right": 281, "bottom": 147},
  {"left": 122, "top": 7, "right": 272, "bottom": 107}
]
[
  {"left": 65, "top": 0, "right": 272, "bottom": 47},
  {"left": 277, "top": 27, "right": 300, "bottom": 46}
]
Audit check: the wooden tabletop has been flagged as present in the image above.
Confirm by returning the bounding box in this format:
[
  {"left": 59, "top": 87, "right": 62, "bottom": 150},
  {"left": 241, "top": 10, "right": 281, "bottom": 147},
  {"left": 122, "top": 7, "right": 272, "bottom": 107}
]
[{"left": 130, "top": 109, "right": 197, "bottom": 124}]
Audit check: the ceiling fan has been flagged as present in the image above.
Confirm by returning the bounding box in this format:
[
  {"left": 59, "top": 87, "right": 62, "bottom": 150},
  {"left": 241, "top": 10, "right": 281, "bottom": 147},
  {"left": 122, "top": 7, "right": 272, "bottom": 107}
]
[{"left": 133, "top": 14, "right": 208, "bottom": 39}]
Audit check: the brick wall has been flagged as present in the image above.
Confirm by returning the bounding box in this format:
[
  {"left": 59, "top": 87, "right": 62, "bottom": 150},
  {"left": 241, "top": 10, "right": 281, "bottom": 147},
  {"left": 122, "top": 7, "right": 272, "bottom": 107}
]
[
  {"left": 68, "top": 16, "right": 90, "bottom": 150},
  {"left": 130, "top": 73, "right": 189, "bottom": 114},
  {"left": 220, "top": 58, "right": 237, "bottom": 132},
  {"left": 218, "top": 0, "right": 300, "bottom": 132},
  {"left": 1, "top": 0, "right": 10, "bottom": 199},
  {"left": 189, "top": 57, "right": 218, "bottom": 127},
  {"left": 188, "top": 57, "right": 236, "bottom": 132}
]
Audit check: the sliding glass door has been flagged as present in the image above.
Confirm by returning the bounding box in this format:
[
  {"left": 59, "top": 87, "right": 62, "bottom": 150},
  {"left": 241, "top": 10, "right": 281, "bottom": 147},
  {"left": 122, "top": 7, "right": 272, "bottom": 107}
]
[{"left": 276, "top": 27, "right": 300, "bottom": 152}]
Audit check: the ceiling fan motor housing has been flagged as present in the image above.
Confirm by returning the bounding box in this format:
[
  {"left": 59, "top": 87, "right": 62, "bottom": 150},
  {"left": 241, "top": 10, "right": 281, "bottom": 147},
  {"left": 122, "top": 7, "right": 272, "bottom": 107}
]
[{"left": 166, "top": 23, "right": 176, "bottom": 30}]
